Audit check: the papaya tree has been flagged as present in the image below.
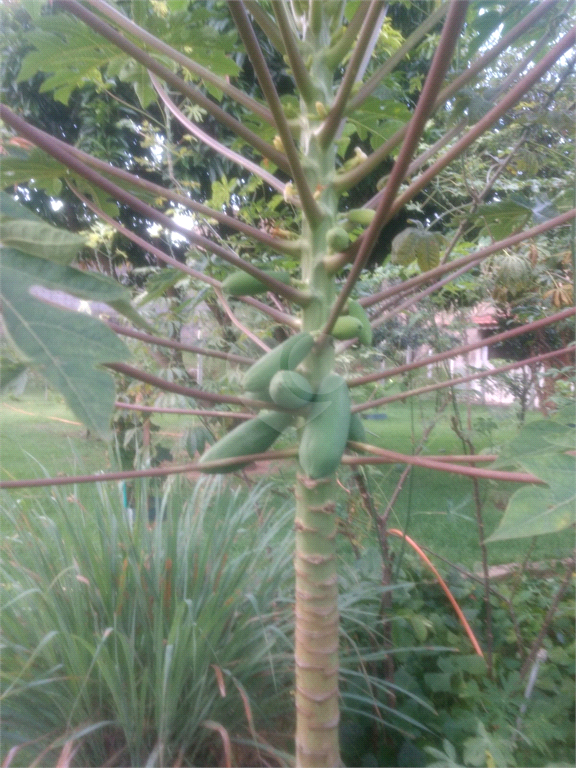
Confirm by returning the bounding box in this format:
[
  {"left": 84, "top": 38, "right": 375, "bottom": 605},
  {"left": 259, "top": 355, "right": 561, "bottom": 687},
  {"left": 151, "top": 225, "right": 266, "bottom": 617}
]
[{"left": 1, "top": 1, "right": 575, "bottom": 765}]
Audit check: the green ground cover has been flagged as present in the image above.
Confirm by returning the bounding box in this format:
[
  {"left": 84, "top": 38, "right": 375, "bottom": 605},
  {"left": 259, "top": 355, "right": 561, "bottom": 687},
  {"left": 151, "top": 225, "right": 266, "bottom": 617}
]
[
  {"left": 2, "top": 386, "right": 573, "bottom": 570},
  {"left": 1, "top": 387, "right": 574, "bottom": 768}
]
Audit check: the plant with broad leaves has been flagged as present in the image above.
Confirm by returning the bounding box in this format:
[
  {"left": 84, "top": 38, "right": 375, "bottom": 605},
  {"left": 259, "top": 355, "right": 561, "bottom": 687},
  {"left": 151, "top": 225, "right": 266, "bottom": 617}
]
[{"left": 1, "top": 1, "right": 574, "bottom": 764}]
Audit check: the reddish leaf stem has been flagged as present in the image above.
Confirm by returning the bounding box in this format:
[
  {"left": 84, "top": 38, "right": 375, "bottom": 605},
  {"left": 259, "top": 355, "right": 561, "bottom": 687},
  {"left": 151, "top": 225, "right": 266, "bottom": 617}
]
[
  {"left": 349, "top": 307, "right": 576, "bottom": 388},
  {"left": 387, "top": 529, "right": 484, "bottom": 657},
  {"left": 345, "top": 443, "right": 544, "bottom": 484},
  {"left": 352, "top": 346, "right": 575, "bottom": 412}
]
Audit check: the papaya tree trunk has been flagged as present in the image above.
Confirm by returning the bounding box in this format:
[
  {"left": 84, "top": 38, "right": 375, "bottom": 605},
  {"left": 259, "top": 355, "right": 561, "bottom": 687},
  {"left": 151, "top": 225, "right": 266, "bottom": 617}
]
[{"left": 294, "top": 474, "right": 341, "bottom": 766}]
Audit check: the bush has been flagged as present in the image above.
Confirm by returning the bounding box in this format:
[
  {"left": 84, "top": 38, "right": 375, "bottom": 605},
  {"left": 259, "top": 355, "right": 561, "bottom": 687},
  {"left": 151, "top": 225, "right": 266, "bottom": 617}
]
[{"left": 1, "top": 478, "right": 295, "bottom": 766}]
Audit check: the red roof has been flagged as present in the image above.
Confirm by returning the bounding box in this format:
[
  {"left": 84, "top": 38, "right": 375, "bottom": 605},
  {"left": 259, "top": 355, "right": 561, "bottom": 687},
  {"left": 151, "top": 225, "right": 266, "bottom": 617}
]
[{"left": 471, "top": 313, "right": 498, "bottom": 327}]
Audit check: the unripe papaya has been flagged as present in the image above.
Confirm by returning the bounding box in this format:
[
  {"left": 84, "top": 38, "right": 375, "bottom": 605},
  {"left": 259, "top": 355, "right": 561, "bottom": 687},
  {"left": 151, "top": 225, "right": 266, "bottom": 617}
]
[
  {"left": 326, "top": 226, "right": 350, "bottom": 252},
  {"left": 269, "top": 369, "right": 313, "bottom": 410},
  {"left": 347, "top": 299, "right": 373, "bottom": 346},
  {"left": 332, "top": 315, "right": 364, "bottom": 340},
  {"left": 243, "top": 332, "right": 314, "bottom": 393},
  {"left": 222, "top": 269, "right": 291, "bottom": 297},
  {"left": 299, "top": 373, "right": 351, "bottom": 479},
  {"left": 347, "top": 411, "right": 366, "bottom": 442},
  {"left": 346, "top": 207, "right": 376, "bottom": 226},
  {"left": 244, "top": 389, "right": 272, "bottom": 403},
  {"left": 199, "top": 410, "right": 292, "bottom": 473}
]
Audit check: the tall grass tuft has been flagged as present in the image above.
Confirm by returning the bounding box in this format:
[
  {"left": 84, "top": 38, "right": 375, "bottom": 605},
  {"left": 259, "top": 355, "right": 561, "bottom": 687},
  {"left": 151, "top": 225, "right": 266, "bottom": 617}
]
[{"left": 1, "top": 476, "right": 295, "bottom": 767}]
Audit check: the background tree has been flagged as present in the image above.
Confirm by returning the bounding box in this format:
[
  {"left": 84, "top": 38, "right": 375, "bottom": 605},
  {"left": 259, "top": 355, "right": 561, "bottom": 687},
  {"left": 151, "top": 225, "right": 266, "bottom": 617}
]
[{"left": 1, "top": 1, "right": 574, "bottom": 766}]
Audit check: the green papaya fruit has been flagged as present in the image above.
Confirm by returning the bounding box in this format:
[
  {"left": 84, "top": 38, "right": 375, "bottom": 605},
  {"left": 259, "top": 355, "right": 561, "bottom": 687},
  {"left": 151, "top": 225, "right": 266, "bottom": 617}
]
[
  {"left": 332, "top": 315, "right": 364, "bottom": 340},
  {"left": 222, "top": 269, "right": 291, "bottom": 297},
  {"left": 268, "top": 369, "right": 313, "bottom": 410},
  {"left": 326, "top": 226, "right": 350, "bottom": 252},
  {"left": 199, "top": 410, "right": 292, "bottom": 473},
  {"left": 346, "top": 208, "right": 376, "bottom": 226},
  {"left": 347, "top": 411, "right": 366, "bottom": 442},
  {"left": 243, "top": 332, "right": 314, "bottom": 393},
  {"left": 299, "top": 373, "right": 351, "bottom": 479},
  {"left": 347, "top": 299, "right": 373, "bottom": 346}
]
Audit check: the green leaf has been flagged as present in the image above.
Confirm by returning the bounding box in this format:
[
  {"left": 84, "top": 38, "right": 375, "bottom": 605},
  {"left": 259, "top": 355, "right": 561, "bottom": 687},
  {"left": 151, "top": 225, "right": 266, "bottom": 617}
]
[
  {"left": 424, "top": 672, "right": 453, "bottom": 693},
  {"left": 1, "top": 147, "right": 67, "bottom": 196},
  {"left": 409, "top": 614, "right": 429, "bottom": 642},
  {"left": 113, "top": 58, "right": 157, "bottom": 109},
  {"left": 453, "top": 655, "right": 487, "bottom": 676},
  {"left": 415, "top": 233, "right": 444, "bottom": 272},
  {"left": 486, "top": 453, "right": 576, "bottom": 542},
  {"left": 185, "top": 426, "right": 213, "bottom": 458},
  {"left": 0, "top": 247, "right": 130, "bottom": 437},
  {"left": 18, "top": 15, "right": 119, "bottom": 103},
  {"left": 508, "top": 420, "right": 575, "bottom": 457},
  {"left": 0, "top": 191, "right": 45, "bottom": 223},
  {"left": 390, "top": 227, "right": 443, "bottom": 270},
  {"left": 0, "top": 219, "right": 86, "bottom": 265},
  {"left": 0, "top": 357, "right": 28, "bottom": 392},
  {"left": 463, "top": 721, "right": 515, "bottom": 768},
  {"left": 476, "top": 197, "right": 532, "bottom": 240}
]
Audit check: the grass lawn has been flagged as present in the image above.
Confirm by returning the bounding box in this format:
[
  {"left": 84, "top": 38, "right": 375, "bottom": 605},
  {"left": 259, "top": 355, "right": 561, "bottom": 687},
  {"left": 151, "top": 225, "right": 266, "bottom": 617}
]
[
  {"left": 1, "top": 387, "right": 110, "bottom": 481},
  {"left": 1, "top": 384, "right": 573, "bottom": 570},
  {"left": 354, "top": 398, "right": 574, "bottom": 569}
]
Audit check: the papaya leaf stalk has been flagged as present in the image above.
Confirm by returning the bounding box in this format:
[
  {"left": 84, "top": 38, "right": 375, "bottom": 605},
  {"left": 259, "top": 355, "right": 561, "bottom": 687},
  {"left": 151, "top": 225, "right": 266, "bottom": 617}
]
[{"left": 2, "top": 2, "right": 574, "bottom": 764}]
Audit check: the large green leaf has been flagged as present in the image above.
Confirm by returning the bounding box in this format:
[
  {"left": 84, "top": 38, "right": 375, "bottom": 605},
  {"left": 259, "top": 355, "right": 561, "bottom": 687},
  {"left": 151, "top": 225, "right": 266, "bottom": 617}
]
[
  {"left": 1, "top": 195, "right": 155, "bottom": 332},
  {"left": 1, "top": 193, "right": 86, "bottom": 264},
  {"left": 507, "top": 419, "right": 576, "bottom": 457},
  {"left": 0, "top": 357, "right": 28, "bottom": 392},
  {"left": 18, "top": 16, "right": 120, "bottom": 104},
  {"left": 390, "top": 227, "right": 444, "bottom": 271},
  {"left": 486, "top": 452, "right": 576, "bottom": 542},
  {"left": 0, "top": 247, "right": 130, "bottom": 437},
  {"left": 0, "top": 191, "right": 44, "bottom": 222}
]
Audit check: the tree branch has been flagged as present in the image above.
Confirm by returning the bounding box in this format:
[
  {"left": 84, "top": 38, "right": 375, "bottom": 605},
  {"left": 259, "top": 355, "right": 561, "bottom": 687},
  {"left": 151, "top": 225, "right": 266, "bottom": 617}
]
[
  {"left": 319, "top": 0, "right": 388, "bottom": 146},
  {"left": 344, "top": 209, "right": 576, "bottom": 310},
  {"left": 238, "top": 295, "right": 302, "bottom": 329},
  {"left": 384, "top": 26, "right": 576, "bottom": 223},
  {"left": 106, "top": 322, "right": 255, "bottom": 366},
  {"left": 344, "top": 444, "right": 544, "bottom": 485},
  {"left": 324, "top": 1, "right": 373, "bottom": 69},
  {"left": 374, "top": 24, "right": 548, "bottom": 212},
  {"left": 348, "top": 307, "right": 576, "bottom": 388},
  {"left": 54, "top": 0, "right": 290, "bottom": 172},
  {"left": 227, "top": 1, "right": 324, "bottom": 226},
  {"left": 244, "top": 0, "right": 286, "bottom": 53},
  {"left": 0, "top": 449, "right": 299, "bottom": 489},
  {"left": 272, "top": 1, "right": 316, "bottom": 103},
  {"left": 69, "top": 185, "right": 300, "bottom": 330},
  {"left": 83, "top": 0, "right": 274, "bottom": 125},
  {"left": 150, "top": 75, "right": 291, "bottom": 199},
  {"left": 347, "top": 2, "right": 450, "bottom": 110},
  {"left": 309, "top": 0, "right": 324, "bottom": 36},
  {"left": 20, "top": 122, "right": 301, "bottom": 256},
  {"left": 352, "top": 347, "right": 575, "bottom": 412},
  {"left": 115, "top": 402, "right": 253, "bottom": 420},
  {"left": 334, "top": 0, "right": 561, "bottom": 192},
  {"left": 67, "top": 145, "right": 301, "bottom": 257},
  {"left": 0, "top": 106, "right": 311, "bottom": 306},
  {"left": 214, "top": 288, "right": 272, "bottom": 353},
  {"left": 322, "top": 0, "right": 469, "bottom": 335},
  {"left": 106, "top": 362, "right": 270, "bottom": 409}
]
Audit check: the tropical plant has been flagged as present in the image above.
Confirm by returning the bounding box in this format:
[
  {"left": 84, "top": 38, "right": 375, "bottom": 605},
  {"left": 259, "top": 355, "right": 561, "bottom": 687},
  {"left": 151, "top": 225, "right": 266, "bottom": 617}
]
[
  {"left": 1, "top": 1, "right": 575, "bottom": 765},
  {"left": 1, "top": 477, "right": 297, "bottom": 766}
]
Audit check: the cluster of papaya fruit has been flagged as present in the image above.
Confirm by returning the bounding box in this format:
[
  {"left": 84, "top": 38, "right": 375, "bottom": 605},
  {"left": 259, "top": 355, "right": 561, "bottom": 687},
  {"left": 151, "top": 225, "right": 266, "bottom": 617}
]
[
  {"left": 222, "top": 266, "right": 373, "bottom": 346},
  {"left": 199, "top": 330, "right": 366, "bottom": 478}
]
